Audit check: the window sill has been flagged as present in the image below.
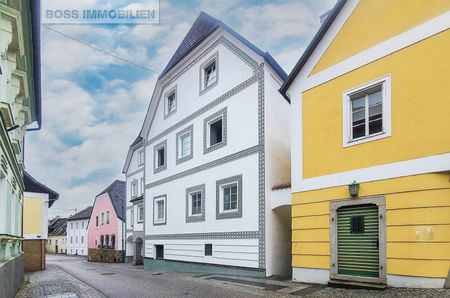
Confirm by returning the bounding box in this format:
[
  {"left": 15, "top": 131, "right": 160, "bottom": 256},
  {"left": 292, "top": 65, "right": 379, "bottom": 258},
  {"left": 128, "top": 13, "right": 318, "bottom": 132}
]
[
  {"left": 343, "top": 131, "right": 391, "bottom": 148},
  {"left": 154, "top": 165, "right": 167, "bottom": 174}
]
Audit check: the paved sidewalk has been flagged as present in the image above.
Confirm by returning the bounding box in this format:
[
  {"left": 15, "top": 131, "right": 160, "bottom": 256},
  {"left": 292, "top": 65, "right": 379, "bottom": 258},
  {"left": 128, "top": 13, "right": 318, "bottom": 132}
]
[{"left": 16, "top": 264, "right": 105, "bottom": 298}]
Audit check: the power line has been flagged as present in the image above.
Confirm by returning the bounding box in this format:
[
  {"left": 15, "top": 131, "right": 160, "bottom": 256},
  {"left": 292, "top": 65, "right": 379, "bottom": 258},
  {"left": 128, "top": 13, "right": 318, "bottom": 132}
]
[
  {"left": 26, "top": 151, "right": 123, "bottom": 179},
  {"left": 41, "top": 24, "right": 161, "bottom": 75}
]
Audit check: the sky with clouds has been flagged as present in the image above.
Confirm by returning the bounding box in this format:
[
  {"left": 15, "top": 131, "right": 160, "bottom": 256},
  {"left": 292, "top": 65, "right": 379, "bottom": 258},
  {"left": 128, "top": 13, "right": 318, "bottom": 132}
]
[{"left": 26, "top": 0, "right": 336, "bottom": 218}]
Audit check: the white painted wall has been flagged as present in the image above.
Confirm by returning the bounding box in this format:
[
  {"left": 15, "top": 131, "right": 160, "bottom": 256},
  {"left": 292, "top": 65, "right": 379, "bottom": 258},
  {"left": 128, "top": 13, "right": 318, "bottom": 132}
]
[{"left": 67, "top": 219, "right": 88, "bottom": 255}]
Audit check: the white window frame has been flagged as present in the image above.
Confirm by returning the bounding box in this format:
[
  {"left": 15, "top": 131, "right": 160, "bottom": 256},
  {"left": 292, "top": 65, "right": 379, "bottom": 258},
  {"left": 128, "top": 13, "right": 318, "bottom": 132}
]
[
  {"left": 137, "top": 204, "right": 144, "bottom": 223},
  {"left": 101, "top": 212, "right": 104, "bottom": 225},
  {"left": 106, "top": 210, "right": 110, "bottom": 224},
  {"left": 216, "top": 174, "right": 243, "bottom": 220},
  {"left": 199, "top": 52, "right": 218, "bottom": 95},
  {"left": 203, "top": 107, "right": 227, "bottom": 154},
  {"left": 153, "top": 195, "right": 167, "bottom": 225},
  {"left": 220, "top": 182, "right": 239, "bottom": 213},
  {"left": 131, "top": 180, "right": 138, "bottom": 198},
  {"left": 138, "top": 150, "right": 144, "bottom": 166},
  {"left": 164, "top": 86, "right": 177, "bottom": 118},
  {"left": 176, "top": 125, "right": 193, "bottom": 164},
  {"left": 153, "top": 140, "right": 167, "bottom": 173},
  {"left": 343, "top": 75, "right": 392, "bottom": 147},
  {"left": 130, "top": 209, "right": 134, "bottom": 227},
  {"left": 140, "top": 178, "right": 145, "bottom": 195}
]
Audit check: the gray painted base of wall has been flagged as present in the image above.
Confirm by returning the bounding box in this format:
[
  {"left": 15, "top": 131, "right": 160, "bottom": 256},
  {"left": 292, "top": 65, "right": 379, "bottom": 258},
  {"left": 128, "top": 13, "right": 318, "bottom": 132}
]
[
  {"left": 0, "top": 253, "right": 24, "bottom": 298},
  {"left": 125, "top": 256, "right": 133, "bottom": 263},
  {"left": 144, "top": 258, "right": 265, "bottom": 278}
]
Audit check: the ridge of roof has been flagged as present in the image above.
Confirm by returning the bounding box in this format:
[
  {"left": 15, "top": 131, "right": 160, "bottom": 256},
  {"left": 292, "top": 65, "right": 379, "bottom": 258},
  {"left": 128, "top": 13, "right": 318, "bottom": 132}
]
[
  {"left": 97, "top": 180, "right": 126, "bottom": 221},
  {"left": 67, "top": 206, "right": 93, "bottom": 221},
  {"left": 160, "top": 11, "right": 287, "bottom": 82},
  {"left": 279, "top": 0, "right": 347, "bottom": 100}
]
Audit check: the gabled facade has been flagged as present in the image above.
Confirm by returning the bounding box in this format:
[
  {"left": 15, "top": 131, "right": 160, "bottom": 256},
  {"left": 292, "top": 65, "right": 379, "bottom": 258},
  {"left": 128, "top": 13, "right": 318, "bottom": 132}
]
[
  {"left": 123, "top": 137, "right": 145, "bottom": 264},
  {"left": 281, "top": 0, "right": 450, "bottom": 288},
  {"left": 67, "top": 206, "right": 92, "bottom": 256},
  {"left": 0, "top": 1, "right": 42, "bottom": 296},
  {"left": 87, "top": 180, "right": 126, "bottom": 263},
  {"left": 123, "top": 12, "right": 291, "bottom": 277},
  {"left": 23, "top": 171, "right": 59, "bottom": 271}
]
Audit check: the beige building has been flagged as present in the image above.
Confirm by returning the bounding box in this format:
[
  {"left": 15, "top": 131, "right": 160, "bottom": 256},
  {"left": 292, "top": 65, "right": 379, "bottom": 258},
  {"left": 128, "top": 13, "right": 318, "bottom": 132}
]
[{"left": 46, "top": 218, "right": 67, "bottom": 254}]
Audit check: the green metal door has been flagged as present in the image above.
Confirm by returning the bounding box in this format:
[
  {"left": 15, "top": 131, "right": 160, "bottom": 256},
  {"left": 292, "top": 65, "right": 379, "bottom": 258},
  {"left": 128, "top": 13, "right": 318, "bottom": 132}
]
[{"left": 337, "top": 204, "right": 379, "bottom": 278}]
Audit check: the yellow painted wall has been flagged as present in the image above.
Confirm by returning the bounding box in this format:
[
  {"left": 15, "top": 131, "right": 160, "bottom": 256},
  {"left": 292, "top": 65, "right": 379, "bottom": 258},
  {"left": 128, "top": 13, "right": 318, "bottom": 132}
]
[
  {"left": 311, "top": 0, "right": 450, "bottom": 74},
  {"left": 292, "top": 173, "right": 450, "bottom": 278},
  {"left": 23, "top": 197, "right": 43, "bottom": 235},
  {"left": 46, "top": 236, "right": 67, "bottom": 254},
  {"left": 302, "top": 31, "right": 450, "bottom": 178}
]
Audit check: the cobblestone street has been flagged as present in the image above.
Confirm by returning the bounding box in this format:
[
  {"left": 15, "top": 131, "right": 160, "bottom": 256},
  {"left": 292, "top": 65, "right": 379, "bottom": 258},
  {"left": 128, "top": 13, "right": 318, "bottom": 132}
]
[{"left": 14, "top": 255, "right": 450, "bottom": 298}]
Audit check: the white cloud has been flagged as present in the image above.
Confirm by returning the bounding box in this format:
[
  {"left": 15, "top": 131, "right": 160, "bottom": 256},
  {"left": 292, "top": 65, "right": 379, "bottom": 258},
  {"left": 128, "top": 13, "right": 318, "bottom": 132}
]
[{"left": 29, "top": 0, "right": 337, "bottom": 218}]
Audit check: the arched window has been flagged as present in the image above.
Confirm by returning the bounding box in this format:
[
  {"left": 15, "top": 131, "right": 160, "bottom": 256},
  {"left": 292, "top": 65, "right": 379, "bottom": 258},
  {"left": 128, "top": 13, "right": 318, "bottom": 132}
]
[
  {"left": 105, "top": 235, "right": 110, "bottom": 248},
  {"left": 111, "top": 235, "right": 116, "bottom": 249}
]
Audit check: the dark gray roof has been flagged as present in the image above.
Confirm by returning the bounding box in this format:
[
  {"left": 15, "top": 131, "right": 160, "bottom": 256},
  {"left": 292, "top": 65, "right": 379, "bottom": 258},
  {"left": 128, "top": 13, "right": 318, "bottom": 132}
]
[
  {"left": 97, "top": 180, "right": 126, "bottom": 221},
  {"left": 23, "top": 171, "right": 59, "bottom": 207},
  {"left": 160, "top": 12, "right": 287, "bottom": 82},
  {"left": 67, "top": 206, "right": 93, "bottom": 221},
  {"left": 48, "top": 217, "right": 67, "bottom": 236},
  {"left": 279, "top": 0, "right": 346, "bottom": 100}
]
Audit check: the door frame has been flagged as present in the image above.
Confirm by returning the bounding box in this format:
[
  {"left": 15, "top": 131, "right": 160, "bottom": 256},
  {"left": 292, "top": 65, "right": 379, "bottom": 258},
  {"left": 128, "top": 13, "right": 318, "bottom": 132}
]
[{"left": 330, "top": 196, "right": 386, "bottom": 284}]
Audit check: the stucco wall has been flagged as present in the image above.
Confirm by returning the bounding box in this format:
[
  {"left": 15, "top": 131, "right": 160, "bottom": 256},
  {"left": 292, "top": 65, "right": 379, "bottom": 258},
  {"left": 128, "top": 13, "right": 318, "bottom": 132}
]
[{"left": 0, "top": 253, "right": 24, "bottom": 298}]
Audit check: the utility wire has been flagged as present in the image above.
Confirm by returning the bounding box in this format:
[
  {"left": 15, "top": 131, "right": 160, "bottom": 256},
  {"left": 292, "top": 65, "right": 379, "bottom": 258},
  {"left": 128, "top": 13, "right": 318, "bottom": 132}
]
[
  {"left": 26, "top": 151, "right": 123, "bottom": 179},
  {"left": 41, "top": 24, "right": 161, "bottom": 75}
]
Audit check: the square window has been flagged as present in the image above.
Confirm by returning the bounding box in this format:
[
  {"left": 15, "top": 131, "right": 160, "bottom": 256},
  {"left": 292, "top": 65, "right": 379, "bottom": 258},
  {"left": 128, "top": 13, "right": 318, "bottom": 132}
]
[
  {"left": 155, "top": 245, "right": 164, "bottom": 259},
  {"left": 153, "top": 195, "right": 167, "bottom": 225},
  {"left": 205, "top": 244, "right": 213, "bottom": 256},
  {"left": 216, "top": 175, "right": 242, "bottom": 219},
  {"left": 191, "top": 192, "right": 202, "bottom": 215},
  {"left": 185, "top": 184, "right": 205, "bottom": 223},
  {"left": 153, "top": 140, "right": 167, "bottom": 173},
  {"left": 343, "top": 75, "right": 391, "bottom": 147},
  {"left": 204, "top": 108, "right": 227, "bottom": 154},
  {"left": 176, "top": 125, "right": 193, "bottom": 164}
]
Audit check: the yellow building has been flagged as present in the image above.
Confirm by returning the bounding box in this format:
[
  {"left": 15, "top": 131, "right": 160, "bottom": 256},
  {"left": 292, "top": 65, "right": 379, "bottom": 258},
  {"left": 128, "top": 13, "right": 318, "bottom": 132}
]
[
  {"left": 23, "top": 172, "right": 59, "bottom": 271},
  {"left": 280, "top": 0, "right": 450, "bottom": 288}
]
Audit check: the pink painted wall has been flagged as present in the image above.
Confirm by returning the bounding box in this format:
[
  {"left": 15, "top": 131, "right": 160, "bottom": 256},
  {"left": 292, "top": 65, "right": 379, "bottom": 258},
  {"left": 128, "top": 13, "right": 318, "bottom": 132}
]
[{"left": 87, "top": 193, "right": 121, "bottom": 250}]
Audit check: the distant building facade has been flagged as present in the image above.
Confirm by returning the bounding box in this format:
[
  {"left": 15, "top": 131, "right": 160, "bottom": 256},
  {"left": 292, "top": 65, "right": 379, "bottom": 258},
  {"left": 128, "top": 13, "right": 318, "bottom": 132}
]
[
  {"left": 23, "top": 171, "right": 59, "bottom": 271},
  {"left": 46, "top": 217, "right": 67, "bottom": 254},
  {"left": 67, "top": 206, "right": 92, "bottom": 256},
  {"left": 0, "top": 1, "right": 42, "bottom": 296},
  {"left": 87, "top": 180, "right": 126, "bottom": 263}
]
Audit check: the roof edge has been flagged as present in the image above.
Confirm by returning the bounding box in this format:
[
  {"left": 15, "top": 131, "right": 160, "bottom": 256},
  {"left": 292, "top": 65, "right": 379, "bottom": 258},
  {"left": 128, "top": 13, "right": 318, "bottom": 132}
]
[{"left": 279, "top": 0, "right": 346, "bottom": 100}]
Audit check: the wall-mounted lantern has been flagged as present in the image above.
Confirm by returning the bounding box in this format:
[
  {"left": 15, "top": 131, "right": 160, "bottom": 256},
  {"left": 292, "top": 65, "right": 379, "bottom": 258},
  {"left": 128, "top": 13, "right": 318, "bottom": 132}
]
[{"left": 349, "top": 180, "right": 360, "bottom": 197}]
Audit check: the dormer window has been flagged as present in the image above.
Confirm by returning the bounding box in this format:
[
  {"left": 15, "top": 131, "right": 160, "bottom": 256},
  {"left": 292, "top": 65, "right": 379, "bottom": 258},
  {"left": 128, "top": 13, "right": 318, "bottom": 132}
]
[
  {"left": 164, "top": 86, "right": 177, "bottom": 118},
  {"left": 200, "top": 52, "right": 218, "bottom": 95}
]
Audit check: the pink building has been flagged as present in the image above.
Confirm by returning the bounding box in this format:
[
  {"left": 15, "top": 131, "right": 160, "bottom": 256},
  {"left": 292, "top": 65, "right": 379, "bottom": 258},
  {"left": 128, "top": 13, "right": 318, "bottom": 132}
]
[{"left": 87, "top": 180, "right": 126, "bottom": 262}]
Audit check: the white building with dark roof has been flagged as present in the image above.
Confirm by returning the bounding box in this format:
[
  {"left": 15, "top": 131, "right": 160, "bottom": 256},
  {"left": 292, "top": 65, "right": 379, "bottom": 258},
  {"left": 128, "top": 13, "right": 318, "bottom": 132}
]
[
  {"left": 123, "top": 12, "right": 291, "bottom": 277},
  {"left": 67, "top": 206, "right": 92, "bottom": 256}
]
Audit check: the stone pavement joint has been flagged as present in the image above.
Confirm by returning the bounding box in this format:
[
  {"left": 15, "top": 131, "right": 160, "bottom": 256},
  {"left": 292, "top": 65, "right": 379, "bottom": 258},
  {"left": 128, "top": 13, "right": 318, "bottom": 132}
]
[{"left": 16, "top": 264, "right": 105, "bottom": 298}]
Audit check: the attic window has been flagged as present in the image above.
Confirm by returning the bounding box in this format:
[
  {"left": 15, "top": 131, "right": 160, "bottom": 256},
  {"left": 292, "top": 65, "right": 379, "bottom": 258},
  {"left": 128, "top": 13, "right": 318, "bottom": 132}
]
[
  {"left": 200, "top": 52, "right": 218, "bottom": 94},
  {"left": 164, "top": 86, "right": 177, "bottom": 117}
]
